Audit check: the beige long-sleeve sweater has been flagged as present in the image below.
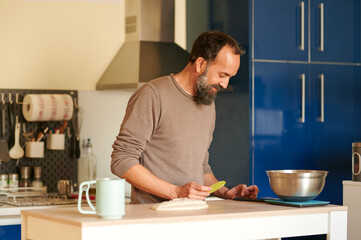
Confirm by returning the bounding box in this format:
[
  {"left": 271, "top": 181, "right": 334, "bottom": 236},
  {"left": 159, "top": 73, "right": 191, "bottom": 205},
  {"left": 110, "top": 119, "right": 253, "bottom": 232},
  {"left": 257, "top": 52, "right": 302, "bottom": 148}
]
[{"left": 111, "top": 74, "right": 215, "bottom": 203}]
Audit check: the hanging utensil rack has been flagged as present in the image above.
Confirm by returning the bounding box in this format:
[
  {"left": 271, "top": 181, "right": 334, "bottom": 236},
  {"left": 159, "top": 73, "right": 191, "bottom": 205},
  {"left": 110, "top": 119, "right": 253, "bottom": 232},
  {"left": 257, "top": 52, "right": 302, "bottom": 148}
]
[{"left": 0, "top": 89, "right": 78, "bottom": 193}]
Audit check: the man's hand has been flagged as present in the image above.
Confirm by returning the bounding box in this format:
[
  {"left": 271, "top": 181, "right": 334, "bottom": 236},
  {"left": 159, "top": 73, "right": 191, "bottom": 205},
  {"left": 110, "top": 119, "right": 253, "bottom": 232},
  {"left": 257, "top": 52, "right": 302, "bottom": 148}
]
[
  {"left": 224, "top": 184, "right": 259, "bottom": 200},
  {"left": 176, "top": 182, "right": 212, "bottom": 200}
]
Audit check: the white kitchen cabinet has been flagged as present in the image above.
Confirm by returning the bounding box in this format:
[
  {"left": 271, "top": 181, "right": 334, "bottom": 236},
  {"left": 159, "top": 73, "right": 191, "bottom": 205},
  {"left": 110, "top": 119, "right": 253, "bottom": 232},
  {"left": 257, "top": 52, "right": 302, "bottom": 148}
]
[{"left": 343, "top": 180, "right": 361, "bottom": 240}]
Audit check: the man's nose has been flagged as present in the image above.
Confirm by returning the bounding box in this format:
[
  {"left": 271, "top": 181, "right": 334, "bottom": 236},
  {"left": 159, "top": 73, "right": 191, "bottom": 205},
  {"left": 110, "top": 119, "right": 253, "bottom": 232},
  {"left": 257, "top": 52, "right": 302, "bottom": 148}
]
[{"left": 219, "top": 79, "right": 229, "bottom": 89}]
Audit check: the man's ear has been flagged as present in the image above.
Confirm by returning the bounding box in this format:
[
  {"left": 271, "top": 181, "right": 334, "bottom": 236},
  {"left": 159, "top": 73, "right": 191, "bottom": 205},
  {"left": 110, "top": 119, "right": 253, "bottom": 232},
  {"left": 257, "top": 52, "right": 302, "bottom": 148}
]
[{"left": 195, "top": 57, "right": 208, "bottom": 74}]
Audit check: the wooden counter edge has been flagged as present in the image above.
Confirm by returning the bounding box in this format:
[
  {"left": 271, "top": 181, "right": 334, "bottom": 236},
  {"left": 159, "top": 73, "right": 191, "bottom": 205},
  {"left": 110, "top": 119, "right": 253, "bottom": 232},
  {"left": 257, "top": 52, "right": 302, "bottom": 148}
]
[
  {"left": 21, "top": 210, "right": 83, "bottom": 227},
  {"left": 20, "top": 202, "right": 348, "bottom": 228}
]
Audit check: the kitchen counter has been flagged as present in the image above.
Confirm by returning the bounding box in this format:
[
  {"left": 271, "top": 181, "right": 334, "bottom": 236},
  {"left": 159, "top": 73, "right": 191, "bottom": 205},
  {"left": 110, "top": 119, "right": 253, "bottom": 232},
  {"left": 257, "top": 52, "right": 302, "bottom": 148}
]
[
  {"left": 0, "top": 203, "right": 78, "bottom": 225},
  {"left": 343, "top": 180, "right": 361, "bottom": 240},
  {"left": 21, "top": 199, "right": 347, "bottom": 240}
]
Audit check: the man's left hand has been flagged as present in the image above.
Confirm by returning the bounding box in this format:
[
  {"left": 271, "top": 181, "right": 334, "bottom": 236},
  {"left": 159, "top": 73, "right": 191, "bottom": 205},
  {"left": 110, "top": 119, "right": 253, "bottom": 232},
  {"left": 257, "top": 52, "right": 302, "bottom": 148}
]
[{"left": 224, "top": 184, "right": 259, "bottom": 199}]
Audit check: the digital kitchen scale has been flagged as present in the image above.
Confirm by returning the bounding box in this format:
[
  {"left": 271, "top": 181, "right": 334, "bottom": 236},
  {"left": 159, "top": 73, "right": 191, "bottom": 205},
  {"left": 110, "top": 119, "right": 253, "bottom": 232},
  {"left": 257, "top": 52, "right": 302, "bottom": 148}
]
[
  {"left": 264, "top": 199, "right": 330, "bottom": 207},
  {"left": 234, "top": 197, "right": 329, "bottom": 207}
]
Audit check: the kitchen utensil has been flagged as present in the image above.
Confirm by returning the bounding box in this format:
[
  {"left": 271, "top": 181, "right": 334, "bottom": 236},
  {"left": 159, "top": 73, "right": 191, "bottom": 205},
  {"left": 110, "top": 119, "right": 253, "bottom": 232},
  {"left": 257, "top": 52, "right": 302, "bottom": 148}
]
[
  {"left": 21, "top": 166, "right": 31, "bottom": 179},
  {"left": 234, "top": 196, "right": 329, "bottom": 207},
  {"left": 34, "top": 166, "right": 42, "bottom": 179},
  {"left": 9, "top": 122, "right": 24, "bottom": 159},
  {"left": 210, "top": 181, "right": 226, "bottom": 193},
  {"left": 0, "top": 102, "right": 10, "bottom": 162},
  {"left": 59, "top": 121, "right": 68, "bottom": 134},
  {"left": 266, "top": 170, "right": 328, "bottom": 202},
  {"left": 32, "top": 166, "right": 43, "bottom": 187},
  {"left": 352, "top": 142, "right": 361, "bottom": 181},
  {"left": 36, "top": 127, "right": 49, "bottom": 142},
  {"left": 7, "top": 100, "right": 14, "bottom": 147},
  {"left": 20, "top": 166, "right": 32, "bottom": 187},
  {"left": 71, "top": 107, "right": 80, "bottom": 158},
  {"left": 78, "top": 178, "right": 125, "bottom": 220},
  {"left": 264, "top": 199, "right": 329, "bottom": 208},
  {"left": 57, "top": 180, "right": 73, "bottom": 197}
]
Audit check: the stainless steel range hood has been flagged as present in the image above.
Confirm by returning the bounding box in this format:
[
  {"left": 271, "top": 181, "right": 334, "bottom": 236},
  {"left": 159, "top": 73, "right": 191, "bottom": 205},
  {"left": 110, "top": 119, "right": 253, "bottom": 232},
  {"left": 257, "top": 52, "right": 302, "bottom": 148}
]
[{"left": 96, "top": 0, "right": 189, "bottom": 90}]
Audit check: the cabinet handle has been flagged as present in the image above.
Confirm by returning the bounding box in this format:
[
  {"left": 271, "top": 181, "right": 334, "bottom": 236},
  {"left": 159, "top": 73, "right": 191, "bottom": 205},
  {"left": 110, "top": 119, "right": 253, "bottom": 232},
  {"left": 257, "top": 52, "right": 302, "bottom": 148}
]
[
  {"left": 300, "top": 74, "right": 305, "bottom": 123},
  {"left": 352, "top": 152, "right": 361, "bottom": 175},
  {"left": 318, "top": 74, "right": 324, "bottom": 122},
  {"left": 299, "top": 1, "right": 305, "bottom": 51},
  {"left": 319, "top": 3, "right": 324, "bottom": 52}
]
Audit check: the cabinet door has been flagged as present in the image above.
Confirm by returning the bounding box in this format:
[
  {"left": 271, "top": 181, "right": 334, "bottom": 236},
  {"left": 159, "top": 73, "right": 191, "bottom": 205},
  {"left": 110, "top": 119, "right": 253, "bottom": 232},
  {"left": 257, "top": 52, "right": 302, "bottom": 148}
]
[
  {"left": 253, "top": 62, "right": 311, "bottom": 197},
  {"left": 310, "top": 0, "right": 361, "bottom": 63},
  {"left": 310, "top": 65, "right": 361, "bottom": 204},
  {"left": 0, "top": 225, "right": 21, "bottom": 240},
  {"left": 254, "top": 0, "right": 308, "bottom": 61}
]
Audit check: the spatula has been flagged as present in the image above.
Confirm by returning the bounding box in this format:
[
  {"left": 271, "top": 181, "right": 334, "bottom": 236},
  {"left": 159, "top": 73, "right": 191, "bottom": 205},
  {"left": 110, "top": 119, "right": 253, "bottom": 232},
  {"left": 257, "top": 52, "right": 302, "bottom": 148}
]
[
  {"left": 210, "top": 181, "right": 226, "bottom": 194},
  {"left": 0, "top": 102, "right": 10, "bottom": 162}
]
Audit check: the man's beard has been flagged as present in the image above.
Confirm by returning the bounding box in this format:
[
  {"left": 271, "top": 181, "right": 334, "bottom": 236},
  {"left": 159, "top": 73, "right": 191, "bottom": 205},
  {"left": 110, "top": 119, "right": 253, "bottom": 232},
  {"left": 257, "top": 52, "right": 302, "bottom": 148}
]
[{"left": 195, "top": 66, "right": 222, "bottom": 105}]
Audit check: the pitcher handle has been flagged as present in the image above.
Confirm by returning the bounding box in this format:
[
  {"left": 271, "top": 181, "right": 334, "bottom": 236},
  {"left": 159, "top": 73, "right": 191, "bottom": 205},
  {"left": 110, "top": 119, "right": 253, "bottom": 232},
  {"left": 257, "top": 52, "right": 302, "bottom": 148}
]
[{"left": 78, "top": 180, "right": 96, "bottom": 214}]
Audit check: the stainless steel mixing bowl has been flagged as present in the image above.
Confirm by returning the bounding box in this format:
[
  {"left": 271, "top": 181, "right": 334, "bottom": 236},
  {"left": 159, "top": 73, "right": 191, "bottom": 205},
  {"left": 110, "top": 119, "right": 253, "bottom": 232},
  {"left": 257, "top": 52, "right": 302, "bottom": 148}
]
[{"left": 266, "top": 170, "right": 328, "bottom": 202}]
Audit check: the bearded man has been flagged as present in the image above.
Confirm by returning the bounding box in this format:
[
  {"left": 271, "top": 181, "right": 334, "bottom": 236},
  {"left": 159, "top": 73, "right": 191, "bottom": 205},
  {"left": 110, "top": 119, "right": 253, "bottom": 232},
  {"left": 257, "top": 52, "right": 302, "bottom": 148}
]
[{"left": 111, "top": 31, "right": 259, "bottom": 204}]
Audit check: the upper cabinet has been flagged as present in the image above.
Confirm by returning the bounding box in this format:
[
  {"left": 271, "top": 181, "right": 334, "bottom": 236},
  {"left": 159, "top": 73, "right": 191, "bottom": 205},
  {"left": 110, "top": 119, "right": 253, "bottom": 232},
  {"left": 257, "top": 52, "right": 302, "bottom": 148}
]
[
  {"left": 254, "top": 0, "right": 309, "bottom": 61},
  {"left": 254, "top": 0, "right": 361, "bottom": 63},
  {"left": 310, "top": 0, "right": 360, "bottom": 63}
]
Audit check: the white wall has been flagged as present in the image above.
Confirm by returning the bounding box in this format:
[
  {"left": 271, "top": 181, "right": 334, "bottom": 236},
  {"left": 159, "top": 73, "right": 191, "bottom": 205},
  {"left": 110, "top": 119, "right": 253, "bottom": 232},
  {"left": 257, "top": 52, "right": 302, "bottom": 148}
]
[
  {"left": 0, "top": 0, "right": 125, "bottom": 90},
  {"left": 78, "top": 89, "right": 135, "bottom": 195},
  {"left": 0, "top": 0, "right": 187, "bottom": 196},
  {"left": 0, "top": 0, "right": 186, "bottom": 90}
]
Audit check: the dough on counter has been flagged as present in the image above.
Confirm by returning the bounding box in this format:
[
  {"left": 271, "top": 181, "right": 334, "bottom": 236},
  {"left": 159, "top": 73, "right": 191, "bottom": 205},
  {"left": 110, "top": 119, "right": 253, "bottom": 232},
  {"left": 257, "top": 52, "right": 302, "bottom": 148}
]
[{"left": 151, "top": 198, "right": 208, "bottom": 211}]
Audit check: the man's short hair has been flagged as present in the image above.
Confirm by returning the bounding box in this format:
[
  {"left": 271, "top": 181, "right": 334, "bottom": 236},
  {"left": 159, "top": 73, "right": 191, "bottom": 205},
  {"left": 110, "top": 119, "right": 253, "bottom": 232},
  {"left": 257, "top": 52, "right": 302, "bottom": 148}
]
[{"left": 188, "top": 31, "right": 245, "bottom": 64}]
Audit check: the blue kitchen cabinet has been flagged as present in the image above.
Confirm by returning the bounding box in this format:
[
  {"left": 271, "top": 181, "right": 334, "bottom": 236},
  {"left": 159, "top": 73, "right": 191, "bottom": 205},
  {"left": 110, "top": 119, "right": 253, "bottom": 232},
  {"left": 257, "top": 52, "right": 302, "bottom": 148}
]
[
  {"left": 309, "top": 65, "right": 361, "bottom": 204},
  {"left": 252, "top": 0, "right": 361, "bottom": 205},
  {"left": 254, "top": 0, "right": 360, "bottom": 63},
  {"left": 310, "top": 0, "right": 360, "bottom": 63},
  {"left": 254, "top": 0, "right": 308, "bottom": 61},
  {"left": 254, "top": 62, "right": 311, "bottom": 197},
  {"left": 0, "top": 225, "right": 21, "bottom": 240},
  {"left": 254, "top": 62, "right": 361, "bottom": 203}
]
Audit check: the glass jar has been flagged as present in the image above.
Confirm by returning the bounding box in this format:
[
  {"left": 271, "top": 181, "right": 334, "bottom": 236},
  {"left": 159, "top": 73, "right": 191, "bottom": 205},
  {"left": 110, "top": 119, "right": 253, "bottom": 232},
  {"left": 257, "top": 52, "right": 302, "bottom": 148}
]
[
  {"left": 8, "top": 173, "right": 19, "bottom": 188},
  {"left": 0, "top": 174, "right": 8, "bottom": 188}
]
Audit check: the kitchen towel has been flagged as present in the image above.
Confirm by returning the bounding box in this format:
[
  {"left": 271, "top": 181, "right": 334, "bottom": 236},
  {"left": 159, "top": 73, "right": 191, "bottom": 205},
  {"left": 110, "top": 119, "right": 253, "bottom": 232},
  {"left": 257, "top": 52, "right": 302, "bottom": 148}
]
[{"left": 22, "top": 94, "right": 74, "bottom": 122}]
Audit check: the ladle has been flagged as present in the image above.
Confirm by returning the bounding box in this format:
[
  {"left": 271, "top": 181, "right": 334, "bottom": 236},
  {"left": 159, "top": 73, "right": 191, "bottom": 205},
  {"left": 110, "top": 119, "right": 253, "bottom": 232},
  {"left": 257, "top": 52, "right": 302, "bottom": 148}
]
[{"left": 9, "top": 122, "right": 24, "bottom": 159}]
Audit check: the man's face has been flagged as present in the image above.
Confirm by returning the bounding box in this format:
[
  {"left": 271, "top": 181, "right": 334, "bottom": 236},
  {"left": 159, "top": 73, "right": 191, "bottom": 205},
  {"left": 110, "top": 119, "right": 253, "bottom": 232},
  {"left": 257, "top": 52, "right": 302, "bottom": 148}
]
[{"left": 195, "top": 45, "right": 240, "bottom": 105}]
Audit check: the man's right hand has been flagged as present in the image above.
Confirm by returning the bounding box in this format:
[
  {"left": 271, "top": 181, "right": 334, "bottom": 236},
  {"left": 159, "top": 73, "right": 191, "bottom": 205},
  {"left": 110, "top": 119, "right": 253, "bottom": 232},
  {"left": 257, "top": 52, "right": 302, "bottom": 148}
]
[{"left": 176, "top": 182, "right": 212, "bottom": 200}]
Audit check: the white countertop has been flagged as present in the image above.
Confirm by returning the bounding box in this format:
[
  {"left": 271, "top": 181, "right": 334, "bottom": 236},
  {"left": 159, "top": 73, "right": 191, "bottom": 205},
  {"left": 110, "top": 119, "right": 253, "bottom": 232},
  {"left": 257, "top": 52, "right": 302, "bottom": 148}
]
[
  {"left": 343, "top": 180, "right": 361, "bottom": 186},
  {"left": 21, "top": 200, "right": 348, "bottom": 240},
  {"left": 0, "top": 204, "right": 78, "bottom": 225},
  {"left": 0, "top": 196, "right": 135, "bottom": 225}
]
